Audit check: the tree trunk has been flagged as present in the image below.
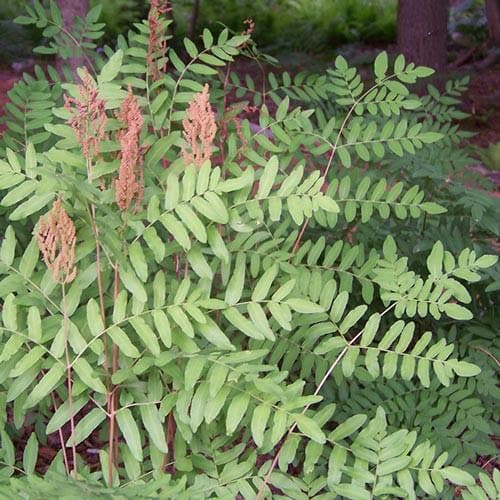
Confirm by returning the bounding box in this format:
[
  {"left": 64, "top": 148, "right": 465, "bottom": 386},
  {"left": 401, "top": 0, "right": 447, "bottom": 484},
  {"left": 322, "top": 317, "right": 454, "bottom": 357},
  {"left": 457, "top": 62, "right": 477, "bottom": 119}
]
[
  {"left": 57, "top": 0, "right": 90, "bottom": 75},
  {"left": 189, "top": 0, "right": 201, "bottom": 40},
  {"left": 397, "top": 0, "right": 450, "bottom": 69},
  {"left": 485, "top": 0, "right": 500, "bottom": 46}
]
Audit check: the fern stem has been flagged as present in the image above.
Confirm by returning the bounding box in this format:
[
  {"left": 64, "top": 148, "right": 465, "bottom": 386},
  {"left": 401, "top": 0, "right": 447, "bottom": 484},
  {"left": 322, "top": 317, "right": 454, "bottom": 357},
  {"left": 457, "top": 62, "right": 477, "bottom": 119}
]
[
  {"left": 111, "top": 264, "right": 121, "bottom": 469},
  {"left": 166, "top": 46, "right": 212, "bottom": 135},
  {"left": 256, "top": 302, "right": 396, "bottom": 499},
  {"left": 50, "top": 393, "right": 70, "bottom": 476},
  {"left": 84, "top": 155, "right": 115, "bottom": 484},
  {"left": 108, "top": 390, "right": 116, "bottom": 486},
  {"left": 85, "top": 158, "right": 110, "bottom": 388},
  {"left": 292, "top": 72, "right": 403, "bottom": 253},
  {"left": 47, "top": 19, "right": 97, "bottom": 75},
  {"left": 471, "top": 344, "right": 500, "bottom": 366},
  {"left": 62, "top": 283, "right": 77, "bottom": 477}
]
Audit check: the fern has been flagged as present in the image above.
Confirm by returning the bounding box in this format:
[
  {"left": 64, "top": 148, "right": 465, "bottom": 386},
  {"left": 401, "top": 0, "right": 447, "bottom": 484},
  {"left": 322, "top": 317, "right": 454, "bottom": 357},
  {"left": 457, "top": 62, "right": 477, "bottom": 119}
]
[{"left": 0, "top": 2, "right": 497, "bottom": 497}]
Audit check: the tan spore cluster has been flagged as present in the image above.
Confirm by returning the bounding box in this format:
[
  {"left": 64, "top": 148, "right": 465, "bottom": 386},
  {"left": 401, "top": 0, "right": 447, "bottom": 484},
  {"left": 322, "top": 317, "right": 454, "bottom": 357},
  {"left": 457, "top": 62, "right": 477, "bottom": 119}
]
[
  {"left": 115, "top": 87, "right": 145, "bottom": 212},
  {"left": 147, "top": 0, "right": 171, "bottom": 81},
  {"left": 36, "top": 198, "right": 77, "bottom": 285},
  {"left": 64, "top": 68, "right": 108, "bottom": 164},
  {"left": 181, "top": 84, "right": 217, "bottom": 166}
]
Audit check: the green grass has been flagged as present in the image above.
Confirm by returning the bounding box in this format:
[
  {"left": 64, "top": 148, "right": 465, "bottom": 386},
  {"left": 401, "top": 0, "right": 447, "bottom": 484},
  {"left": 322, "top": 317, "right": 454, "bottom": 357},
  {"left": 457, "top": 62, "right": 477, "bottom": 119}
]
[{"left": 173, "top": 0, "right": 397, "bottom": 52}]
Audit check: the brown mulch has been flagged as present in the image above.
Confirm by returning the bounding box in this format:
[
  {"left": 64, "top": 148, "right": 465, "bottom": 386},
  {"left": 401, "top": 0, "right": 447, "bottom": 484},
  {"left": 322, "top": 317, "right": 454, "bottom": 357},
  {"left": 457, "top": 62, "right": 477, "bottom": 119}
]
[{"left": 461, "top": 67, "right": 500, "bottom": 148}]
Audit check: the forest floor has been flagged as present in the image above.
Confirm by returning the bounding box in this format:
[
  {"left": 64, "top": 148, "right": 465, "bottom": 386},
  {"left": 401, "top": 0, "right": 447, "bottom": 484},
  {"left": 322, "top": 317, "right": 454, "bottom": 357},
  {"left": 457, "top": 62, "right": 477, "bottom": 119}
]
[
  {"left": 1, "top": 47, "right": 499, "bottom": 152},
  {"left": 0, "top": 68, "right": 19, "bottom": 136}
]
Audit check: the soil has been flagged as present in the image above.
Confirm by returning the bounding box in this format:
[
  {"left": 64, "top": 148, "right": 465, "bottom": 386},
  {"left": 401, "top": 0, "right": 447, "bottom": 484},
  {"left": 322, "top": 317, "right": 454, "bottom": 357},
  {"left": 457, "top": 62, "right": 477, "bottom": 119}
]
[
  {"left": 461, "top": 67, "right": 500, "bottom": 147},
  {"left": 0, "top": 68, "right": 20, "bottom": 137},
  {"left": 11, "top": 403, "right": 103, "bottom": 474}
]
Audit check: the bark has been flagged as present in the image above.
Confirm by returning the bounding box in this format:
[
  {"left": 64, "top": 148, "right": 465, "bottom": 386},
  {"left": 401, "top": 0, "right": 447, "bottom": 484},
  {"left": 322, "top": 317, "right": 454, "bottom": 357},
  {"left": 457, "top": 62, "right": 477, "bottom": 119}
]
[
  {"left": 189, "top": 0, "right": 201, "bottom": 40},
  {"left": 57, "top": 0, "right": 90, "bottom": 75},
  {"left": 485, "top": 0, "right": 500, "bottom": 46},
  {"left": 397, "top": 0, "right": 450, "bottom": 69}
]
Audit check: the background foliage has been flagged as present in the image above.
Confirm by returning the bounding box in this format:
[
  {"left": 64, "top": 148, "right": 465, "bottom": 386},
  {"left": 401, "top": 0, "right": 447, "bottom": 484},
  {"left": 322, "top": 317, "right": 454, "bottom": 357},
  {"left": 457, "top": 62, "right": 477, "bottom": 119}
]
[
  {"left": 172, "top": 0, "right": 397, "bottom": 52},
  {"left": 0, "top": 0, "right": 494, "bottom": 63}
]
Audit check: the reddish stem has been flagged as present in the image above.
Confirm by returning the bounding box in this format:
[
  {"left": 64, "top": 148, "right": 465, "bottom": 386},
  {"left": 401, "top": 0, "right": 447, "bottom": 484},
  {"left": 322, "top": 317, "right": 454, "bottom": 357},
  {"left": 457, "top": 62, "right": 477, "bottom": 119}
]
[
  {"left": 62, "top": 284, "right": 77, "bottom": 477},
  {"left": 107, "top": 264, "right": 122, "bottom": 483},
  {"left": 50, "top": 393, "right": 70, "bottom": 475}
]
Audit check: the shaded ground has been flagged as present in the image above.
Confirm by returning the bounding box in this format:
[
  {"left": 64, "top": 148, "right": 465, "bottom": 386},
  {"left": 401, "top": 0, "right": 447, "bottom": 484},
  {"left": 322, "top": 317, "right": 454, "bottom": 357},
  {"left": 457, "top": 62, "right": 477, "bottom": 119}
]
[
  {"left": 1, "top": 50, "right": 499, "bottom": 147},
  {"left": 462, "top": 68, "right": 500, "bottom": 148},
  {"left": 0, "top": 68, "right": 19, "bottom": 136}
]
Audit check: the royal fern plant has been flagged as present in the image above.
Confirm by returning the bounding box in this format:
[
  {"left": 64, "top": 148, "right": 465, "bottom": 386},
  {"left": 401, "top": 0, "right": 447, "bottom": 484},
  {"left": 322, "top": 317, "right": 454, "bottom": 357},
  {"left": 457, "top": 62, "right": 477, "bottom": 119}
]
[{"left": 0, "top": 1, "right": 498, "bottom": 498}]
